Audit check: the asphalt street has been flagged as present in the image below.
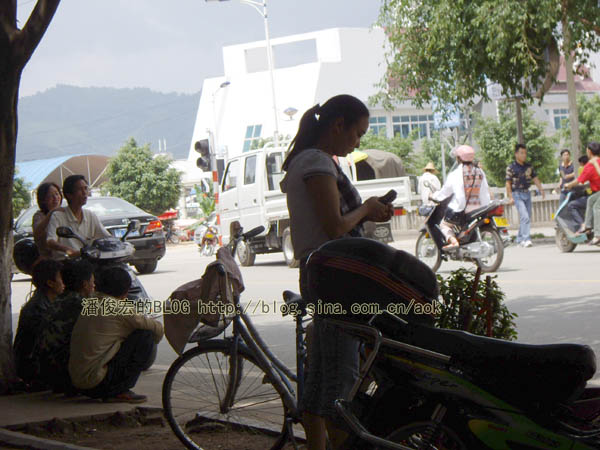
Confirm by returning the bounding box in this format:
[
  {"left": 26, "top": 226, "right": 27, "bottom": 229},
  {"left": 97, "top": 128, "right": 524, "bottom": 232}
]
[{"left": 10, "top": 236, "right": 600, "bottom": 384}]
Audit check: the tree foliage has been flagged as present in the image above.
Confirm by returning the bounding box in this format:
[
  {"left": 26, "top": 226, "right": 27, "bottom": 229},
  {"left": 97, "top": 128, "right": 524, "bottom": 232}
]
[
  {"left": 12, "top": 170, "right": 31, "bottom": 219},
  {"left": 436, "top": 268, "right": 518, "bottom": 341},
  {"left": 561, "top": 94, "right": 600, "bottom": 152},
  {"left": 473, "top": 103, "right": 557, "bottom": 186},
  {"left": 375, "top": 0, "right": 600, "bottom": 113},
  {"left": 101, "top": 138, "right": 182, "bottom": 216}
]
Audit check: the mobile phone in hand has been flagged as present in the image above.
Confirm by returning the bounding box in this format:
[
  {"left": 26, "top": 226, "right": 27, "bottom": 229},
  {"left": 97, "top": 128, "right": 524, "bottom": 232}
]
[{"left": 379, "top": 189, "right": 397, "bottom": 205}]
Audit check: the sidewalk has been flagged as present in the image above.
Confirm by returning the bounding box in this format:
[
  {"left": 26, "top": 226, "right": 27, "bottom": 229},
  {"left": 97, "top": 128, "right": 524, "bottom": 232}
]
[{"left": 0, "top": 368, "right": 166, "bottom": 449}]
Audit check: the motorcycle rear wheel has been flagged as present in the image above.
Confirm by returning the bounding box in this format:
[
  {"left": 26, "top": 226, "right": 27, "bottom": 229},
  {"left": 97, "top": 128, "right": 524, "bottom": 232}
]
[
  {"left": 475, "top": 228, "right": 503, "bottom": 273},
  {"left": 415, "top": 231, "right": 441, "bottom": 272}
]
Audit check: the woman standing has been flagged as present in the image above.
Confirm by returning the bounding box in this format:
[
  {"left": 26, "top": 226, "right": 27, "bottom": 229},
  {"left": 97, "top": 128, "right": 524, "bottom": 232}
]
[
  {"left": 32, "top": 182, "right": 63, "bottom": 258},
  {"left": 280, "top": 94, "right": 393, "bottom": 449}
]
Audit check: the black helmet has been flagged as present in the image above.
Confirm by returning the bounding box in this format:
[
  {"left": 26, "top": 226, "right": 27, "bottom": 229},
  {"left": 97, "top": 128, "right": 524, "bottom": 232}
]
[{"left": 13, "top": 238, "right": 40, "bottom": 275}]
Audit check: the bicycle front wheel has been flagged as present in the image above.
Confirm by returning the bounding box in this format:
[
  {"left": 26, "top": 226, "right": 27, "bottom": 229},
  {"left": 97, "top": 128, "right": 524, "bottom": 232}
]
[{"left": 162, "top": 339, "right": 288, "bottom": 450}]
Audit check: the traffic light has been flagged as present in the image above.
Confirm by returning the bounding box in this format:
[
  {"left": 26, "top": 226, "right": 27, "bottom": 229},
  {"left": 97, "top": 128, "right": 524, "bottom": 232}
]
[{"left": 195, "top": 139, "right": 210, "bottom": 171}]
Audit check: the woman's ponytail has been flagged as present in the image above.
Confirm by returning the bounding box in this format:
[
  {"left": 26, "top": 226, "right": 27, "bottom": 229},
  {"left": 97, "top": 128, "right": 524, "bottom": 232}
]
[{"left": 282, "top": 104, "right": 321, "bottom": 171}]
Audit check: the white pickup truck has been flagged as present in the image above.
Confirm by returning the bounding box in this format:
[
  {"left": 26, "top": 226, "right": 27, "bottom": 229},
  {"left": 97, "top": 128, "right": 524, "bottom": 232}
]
[{"left": 218, "top": 146, "right": 412, "bottom": 267}]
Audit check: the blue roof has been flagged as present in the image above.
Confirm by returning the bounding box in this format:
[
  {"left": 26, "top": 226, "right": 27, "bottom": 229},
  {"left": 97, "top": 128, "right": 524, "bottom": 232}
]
[{"left": 15, "top": 154, "right": 109, "bottom": 189}]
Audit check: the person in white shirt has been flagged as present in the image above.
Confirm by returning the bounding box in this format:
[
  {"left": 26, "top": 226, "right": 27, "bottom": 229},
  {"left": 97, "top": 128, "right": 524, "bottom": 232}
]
[
  {"left": 418, "top": 162, "right": 441, "bottom": 205},
  {"left": 46, "top": 175, "right": 110, "bottom": 259},
  {"left": 432, "top": 145, "right": 491, "bottom": 250}
]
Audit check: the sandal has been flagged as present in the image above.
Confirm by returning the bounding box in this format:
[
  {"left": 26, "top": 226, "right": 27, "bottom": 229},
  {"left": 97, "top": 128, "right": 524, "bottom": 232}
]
[{"left": 590, "top": 237, "right": 600, "bottom": 246}]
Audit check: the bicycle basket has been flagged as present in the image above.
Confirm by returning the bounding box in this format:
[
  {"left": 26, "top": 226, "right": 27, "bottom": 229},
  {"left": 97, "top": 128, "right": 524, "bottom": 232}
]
[
  {"left": 305, "top": 238, "right": 438, "bottom": 325},
  {"left": 164, "top": 247, "right": 244, "bottom": 354}
]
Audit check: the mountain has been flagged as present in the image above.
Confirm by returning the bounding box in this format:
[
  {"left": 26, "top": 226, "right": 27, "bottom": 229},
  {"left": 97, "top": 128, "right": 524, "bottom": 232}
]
[{"left": 16, "top": 85, "right": 200, "bottom": 162}]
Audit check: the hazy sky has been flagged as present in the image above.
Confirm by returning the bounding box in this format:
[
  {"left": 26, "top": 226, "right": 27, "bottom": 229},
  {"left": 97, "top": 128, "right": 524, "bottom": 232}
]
[{"left": 17, "top": 0, "right": 381, "bottom": 98}]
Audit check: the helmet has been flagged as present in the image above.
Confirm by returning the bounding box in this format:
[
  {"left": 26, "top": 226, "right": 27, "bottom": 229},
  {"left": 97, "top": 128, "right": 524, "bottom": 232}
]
[
  {"left": 454, "top": 145, "right": 475, "bottom": 162},
  {"left": 13, "top": 238, "right": 40, "bottom": 275}
]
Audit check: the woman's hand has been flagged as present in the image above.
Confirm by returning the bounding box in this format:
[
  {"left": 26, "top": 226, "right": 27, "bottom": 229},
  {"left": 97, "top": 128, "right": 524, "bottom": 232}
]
[
  {"left": 364, "top": 197, "right": 394, "bottom": 222},
  {"left": 50, "top": 206, "right": 65, "bottom": 214}
]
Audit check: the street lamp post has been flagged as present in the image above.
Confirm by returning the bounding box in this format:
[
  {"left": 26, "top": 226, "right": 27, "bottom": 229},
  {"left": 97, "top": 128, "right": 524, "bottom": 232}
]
[
  {"left": 211, "top": 81, "right": 231, "bottom": 160},
  {"left": 206, "top": 0, "right": 280, "bottom": 148}
]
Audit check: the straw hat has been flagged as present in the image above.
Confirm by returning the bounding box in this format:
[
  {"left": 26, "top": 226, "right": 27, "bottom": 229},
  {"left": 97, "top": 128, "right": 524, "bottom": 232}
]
[{"left": 423, "top": 162, "right": 438, "bottom": 173}]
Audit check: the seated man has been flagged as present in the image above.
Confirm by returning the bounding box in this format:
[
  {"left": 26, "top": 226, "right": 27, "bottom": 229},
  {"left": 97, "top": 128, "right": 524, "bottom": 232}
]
[
  {"left": 13, "top": 259, "right": 64, "bottom": 387},
  {"left": 37, "top": 259, "right": 95, "bottom": 394},
  {"left": 46, "top": 174, "right": 110, "bottom": 259},
  {"left": 69, "top": 266, "right": 163, "bottom": 403}
]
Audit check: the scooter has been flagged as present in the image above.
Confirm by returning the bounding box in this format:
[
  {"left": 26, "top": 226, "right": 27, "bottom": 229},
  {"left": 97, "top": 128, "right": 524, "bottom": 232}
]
[
  {"left": 554, "top": 189, "right": 592, "bottom": 253},
  {"left": 415, "top": 196, "right": 512, "bottom": 272},
  {"left": 56, "top": 221, "right": 157, "bottom": 369}
]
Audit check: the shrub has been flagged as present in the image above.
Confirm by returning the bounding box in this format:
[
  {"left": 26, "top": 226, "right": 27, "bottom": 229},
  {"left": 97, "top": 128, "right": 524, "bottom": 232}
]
[{"left": 435, "top": 268, "right": 518, "bottom": 341}]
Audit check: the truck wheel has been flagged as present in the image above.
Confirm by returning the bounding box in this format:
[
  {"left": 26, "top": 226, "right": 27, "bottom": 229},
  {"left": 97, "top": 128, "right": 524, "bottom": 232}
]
[
  {"left": 282, "top": 227, "right": 299, "bottom": 268},
  {"left": 237, "top": 240, "right": 256, "bottom": 266}
]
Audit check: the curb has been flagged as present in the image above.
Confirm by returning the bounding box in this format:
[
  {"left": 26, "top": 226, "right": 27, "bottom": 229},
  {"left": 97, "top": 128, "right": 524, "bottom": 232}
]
[
  {"left": 0, "top": 427, "right": 97, "bottom": 450},
  {"left": 0, "top": 407, "right": 163, "bottom": 450}
]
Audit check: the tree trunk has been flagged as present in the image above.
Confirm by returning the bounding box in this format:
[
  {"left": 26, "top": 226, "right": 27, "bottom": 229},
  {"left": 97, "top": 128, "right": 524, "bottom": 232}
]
[
  {"left": 0, "top": 0, "right": 61, "bottom": 393},
  {"left": 0, "top": 68, "right": 20, "bottom": 393},
  {"left": 563, "top": 15, "right": 582, "bottom": 166}
]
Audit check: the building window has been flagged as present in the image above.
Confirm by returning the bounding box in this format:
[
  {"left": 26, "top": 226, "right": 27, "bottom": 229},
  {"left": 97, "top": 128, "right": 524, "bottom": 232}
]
[
  {"left": 552, "top": 108, "right": 569, "bottom": 129},
  {"left": 368, "top": 116, "right": 387, "bottom": 135},
  {"left": 392, "top": 114, "right": 434, "bottom": 138},
  {"left": 243, "top": 124, "right": 262, "bottom": 152}
]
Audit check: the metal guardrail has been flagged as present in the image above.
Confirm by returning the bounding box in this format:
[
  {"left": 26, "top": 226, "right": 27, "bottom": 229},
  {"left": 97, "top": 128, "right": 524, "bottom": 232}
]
[{"left": 391, "top": 183, "right": 560, "bottom": 231}]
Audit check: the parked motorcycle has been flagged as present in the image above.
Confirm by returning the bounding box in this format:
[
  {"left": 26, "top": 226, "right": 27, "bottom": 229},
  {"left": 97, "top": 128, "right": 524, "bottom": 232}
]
[
  {"left": 415, "top": 196, "right": 511, "bottom": 272},
  {"left": 305, "top": 237, "right": 600, "bottom": 449},
  {"left": 555, "top": 190, "right": 591, "bottom": 253},
  {"left": 339, "top": 312, "right": 600, "bottom": 450},
  {"left": 56, "top": 221, "right": 157, "bottom": 369}
]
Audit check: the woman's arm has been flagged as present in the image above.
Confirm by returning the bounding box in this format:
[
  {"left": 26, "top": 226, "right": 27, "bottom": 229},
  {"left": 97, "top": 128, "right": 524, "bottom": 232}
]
[{"left": 306, "top": 175, "right": 391, "bottom": 239}]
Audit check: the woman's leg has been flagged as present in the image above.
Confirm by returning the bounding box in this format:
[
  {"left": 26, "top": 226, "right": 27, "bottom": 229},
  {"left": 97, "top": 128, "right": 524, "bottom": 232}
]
[{"left": 583, "top": 191, "right": 600, "bottom": 230}]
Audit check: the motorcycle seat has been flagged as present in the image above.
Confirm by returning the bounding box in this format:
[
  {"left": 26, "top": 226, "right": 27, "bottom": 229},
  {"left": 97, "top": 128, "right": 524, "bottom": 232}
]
[
  {"left": 383, "top": 321, "right": 596, "bottom": 407},
  {"left": 464, "top": 203, "right": 496, "bottom": 221}
]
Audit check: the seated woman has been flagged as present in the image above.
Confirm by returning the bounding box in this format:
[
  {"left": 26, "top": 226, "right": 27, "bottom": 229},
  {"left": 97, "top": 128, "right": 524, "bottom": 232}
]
[
  {"left": 32, "top": 182, "right": 63, "bottom": 259},
  {"left": 37, "top": 259, "right": 95, "bottom": 393},
  {"left": 13, "top": 259, "right": 64, "bottom": 387},
  {"left": 432, "top": 145, "right": 491, "bottom": 249}
]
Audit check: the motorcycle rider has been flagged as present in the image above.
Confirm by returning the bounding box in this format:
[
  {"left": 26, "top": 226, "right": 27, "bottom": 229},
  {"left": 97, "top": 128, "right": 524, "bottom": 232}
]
[
  {"left": 46, "top": 175, "right": 110, "bottom": 259},
  {"left": 431, "top": 145, "right": 491, "bottom": 250}
]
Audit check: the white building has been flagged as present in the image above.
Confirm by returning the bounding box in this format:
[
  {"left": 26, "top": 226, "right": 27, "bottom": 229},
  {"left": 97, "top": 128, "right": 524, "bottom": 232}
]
[{"left": 188, "top": 27, "right": 600, "bottom": 166}]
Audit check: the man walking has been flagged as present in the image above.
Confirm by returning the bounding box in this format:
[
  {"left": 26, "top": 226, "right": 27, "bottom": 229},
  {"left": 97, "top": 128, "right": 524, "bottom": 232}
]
[{"left": 505, "top": 143, "right": 546, "bottom": 247}]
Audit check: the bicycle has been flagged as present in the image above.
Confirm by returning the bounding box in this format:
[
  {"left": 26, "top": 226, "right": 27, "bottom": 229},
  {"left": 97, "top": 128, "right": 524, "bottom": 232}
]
[{"left": 162, "top": 224, "right": 311, "bottom": 449}]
